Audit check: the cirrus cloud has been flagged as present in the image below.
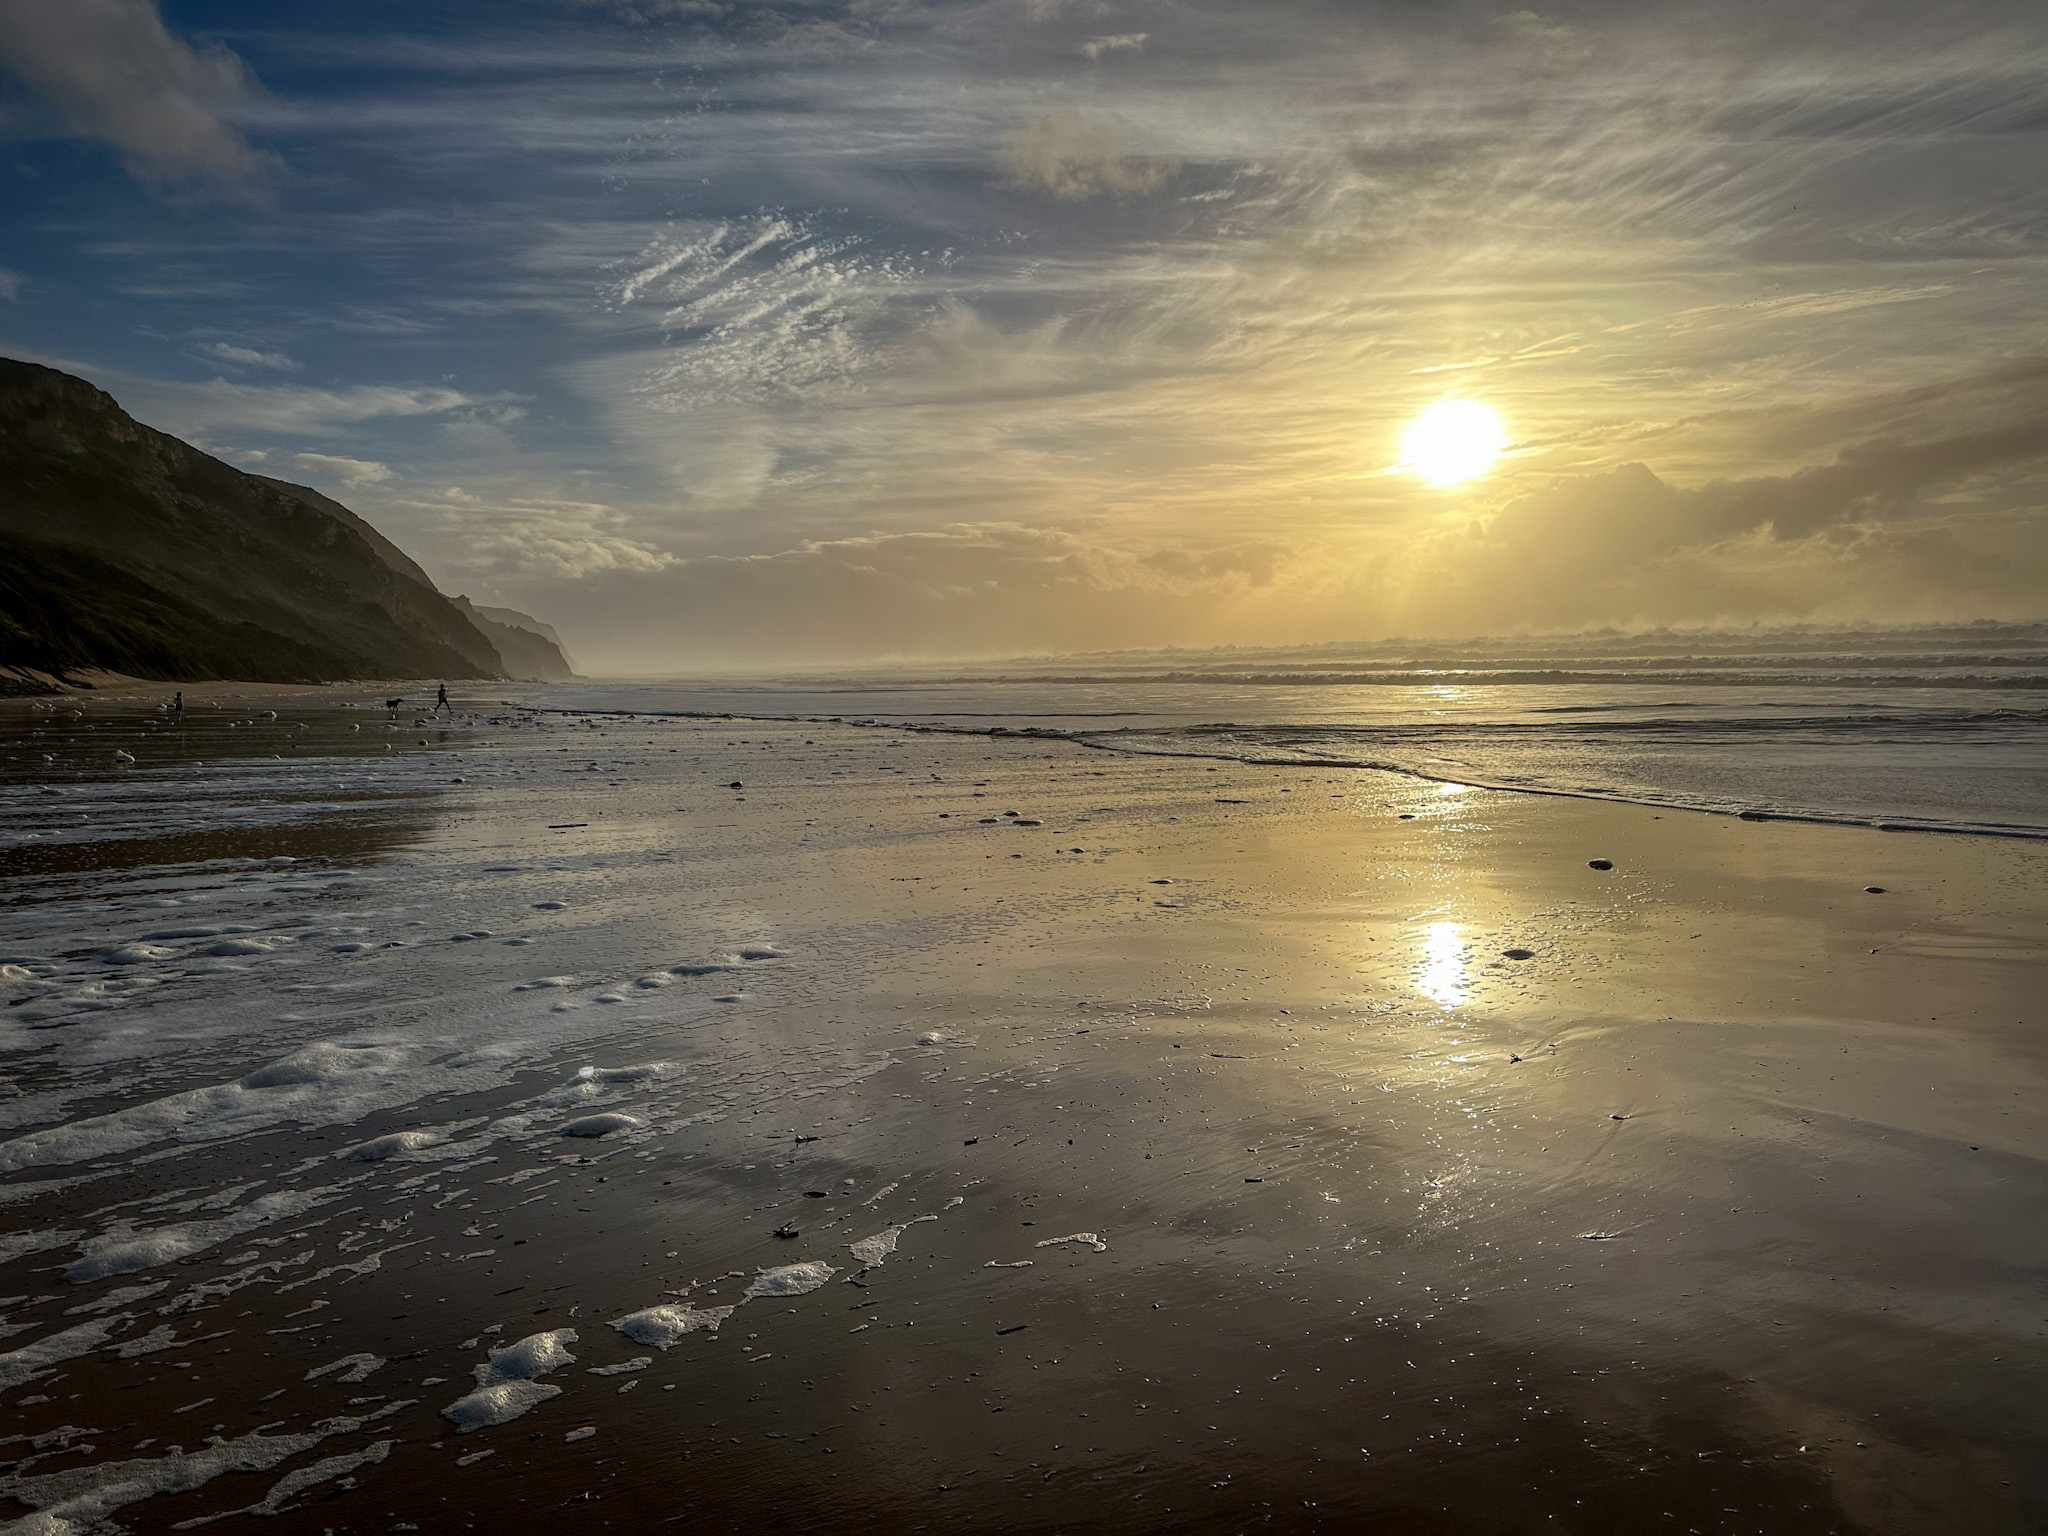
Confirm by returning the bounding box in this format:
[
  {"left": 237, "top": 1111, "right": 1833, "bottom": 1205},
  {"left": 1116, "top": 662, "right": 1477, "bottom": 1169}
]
[
  {"left": 996, "top": 112, "right": 1174, "bottom": 200},
  {"left": 288, "top": 452, "right": 392, "bottom": 487},
  {"left": 196, "top": 341, "right": 300, "bottom": 372}
]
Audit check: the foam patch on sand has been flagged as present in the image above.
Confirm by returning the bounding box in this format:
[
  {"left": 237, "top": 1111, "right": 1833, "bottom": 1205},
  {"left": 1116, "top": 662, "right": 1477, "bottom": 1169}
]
[
  {"left": 590, "top": 1065, "right": 673, "bottom": 1091},
  {"left": 442, "top": 1328, "right": 579, "bottom": 1432},
  {"left": 1034, "top": 1231, "right": 1108, "bottom": 1252},
  {"left": 610, "top": 1305, "right": 734, "bottom": 1349},
  {"left": 108, "top": 1324, "right": 220, "bottom": 1359},
  {"left": 558, "top": 1112, "right": 643, "bottom": 1139},
  {"left": 0, "top": 1407, "right": 402, "bottom": 1534},
  {"left": 743, "top": 1261, "right": 838, "bottom": 1300},
  {"left": 0, "top": 1044, "right": 420, "bottom": 1174},
  {"left": 337, "top": 1130, "right": 444, "bottom": 1162},
  {"left": 0, "top": 1229, "right": 84, "bottom": 1265},
  {"left": 170, "top": 1439, "right": 397, "bottom": 1527},
  {"left": 540, "top": 1062, "right": 668, "bottom": 1097},
  {"left": 304, "top": 1352, "right": 384, "bottom": 1384},
  {"left": 848, "top": 1215, "right": 937, "bottom": 1268},
  {"left": 99, "top": 944, "right": 178, "bottom": 965},
  {"left": 64, "top": 1281, "right": 167, "bottom": 1315},
  {"left": 0, "top": 1317, "right": 127, "bottom": 1391},
  {"left": 66, "top": 1186, "right": 347, "bottom": 1283},
  {"left": 199, "top": 938, "right": 274, "bottom": 957}
]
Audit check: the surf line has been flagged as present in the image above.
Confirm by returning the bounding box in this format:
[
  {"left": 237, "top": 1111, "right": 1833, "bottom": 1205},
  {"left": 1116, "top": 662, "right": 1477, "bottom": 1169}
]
[{"left": 496, "top": 705, "right": 2048, "bottom": 841}]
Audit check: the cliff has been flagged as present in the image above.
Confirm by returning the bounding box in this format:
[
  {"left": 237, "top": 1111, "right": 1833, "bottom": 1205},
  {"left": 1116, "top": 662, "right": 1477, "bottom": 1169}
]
[
  {"left": 0, "top": 357, "right": 570, "bottom": 688},
  {"left": 453, "top": 597, "right": 579, "bottom": 682}
]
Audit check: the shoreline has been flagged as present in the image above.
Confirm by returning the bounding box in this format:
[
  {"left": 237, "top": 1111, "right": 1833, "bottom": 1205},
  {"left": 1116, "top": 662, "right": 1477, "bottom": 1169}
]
[
  {"left": 503, "top": 699, "right": 2048, "bottom": 842},
  {"left": 0, "top": 699, "right": 2041, "bottom": 1530},
  {"left": 17, "top": 671, "right": 2047, "bottom": 841}
]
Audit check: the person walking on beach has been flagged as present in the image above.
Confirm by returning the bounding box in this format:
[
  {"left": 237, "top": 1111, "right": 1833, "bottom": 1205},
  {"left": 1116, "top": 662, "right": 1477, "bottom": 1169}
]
[
  {"left": 171, "top": 691, "right": 183, "bottom": 717},
  {"left": 436, "top": 683, "right": 451, "bottom": 716}
]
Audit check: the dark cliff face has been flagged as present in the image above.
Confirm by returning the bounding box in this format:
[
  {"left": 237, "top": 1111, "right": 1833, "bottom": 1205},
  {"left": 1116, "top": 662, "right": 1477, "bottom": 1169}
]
[{"left": 0, "top": 357, "right": 517, "bottom": 686}]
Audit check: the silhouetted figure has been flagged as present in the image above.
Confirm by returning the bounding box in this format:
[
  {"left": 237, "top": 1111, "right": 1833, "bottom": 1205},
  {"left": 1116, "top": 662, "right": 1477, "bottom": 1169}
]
[
  {"left": 435, "top": 683, "right": 452, "bottom": 716},
  {"left": 385, "top": 697, "right": 405, "bottom": 717},
  {"left": 171, "top": 691, "right": 183, "bottom": 716}
]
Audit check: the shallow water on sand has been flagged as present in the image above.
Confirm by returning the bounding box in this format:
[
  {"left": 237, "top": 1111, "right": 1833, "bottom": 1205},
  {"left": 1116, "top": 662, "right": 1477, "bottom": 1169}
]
[
  {"left": 0, "top": 696, "right": 2041, "bottom": 1532},
  {"left": 542, "top": 626, "right": 2048, "bottom": 835}
]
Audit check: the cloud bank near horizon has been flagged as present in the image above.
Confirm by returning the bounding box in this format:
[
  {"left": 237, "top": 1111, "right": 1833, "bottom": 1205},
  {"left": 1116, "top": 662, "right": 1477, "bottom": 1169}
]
[{"left": 484, "top": 418, "right": 2048, "bottom": 670}]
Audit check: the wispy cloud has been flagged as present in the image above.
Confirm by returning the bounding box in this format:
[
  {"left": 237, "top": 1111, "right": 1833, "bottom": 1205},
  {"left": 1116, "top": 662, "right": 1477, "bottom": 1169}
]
[
  {"left": 996, "top": 112, "right": 1174, "bottom": 199},
  {"left": 116, "top": 375, "right": 485, "bottom": 439},
  {"left": 0, "top": 0, "right": 276, "bottom": 196},
  {"left": 396, "top": 486, "right": 675, "bottom": 581},
  {"left": 196, "top": 341, "right": 300, "bottom": 371},
  {"left": 286, "top": 451, "right": 392, "bottom": 487},
  {"left": 1080, "top": 33, "right": 1148, "bottom": 60}
]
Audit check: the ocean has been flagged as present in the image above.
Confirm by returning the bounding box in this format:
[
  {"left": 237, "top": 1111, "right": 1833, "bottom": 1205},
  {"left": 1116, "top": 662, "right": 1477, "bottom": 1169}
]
[{"left": 534, "top": 622, "right": 2048, "bottom": 839}]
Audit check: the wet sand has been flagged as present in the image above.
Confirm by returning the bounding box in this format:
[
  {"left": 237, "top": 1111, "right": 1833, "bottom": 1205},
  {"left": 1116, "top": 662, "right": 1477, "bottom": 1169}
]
[{"left": 0, "top": 695, "right": 2042, "bottom": 1533}]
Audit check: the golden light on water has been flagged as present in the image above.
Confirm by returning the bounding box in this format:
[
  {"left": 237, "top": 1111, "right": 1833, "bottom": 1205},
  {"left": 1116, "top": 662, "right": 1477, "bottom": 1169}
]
[
  {"left": 1401, "top": 400, "right": 1507, "bottom": 486},
  {"left": 1418, "top": 921, "right": 1468, "bottom": 1007}
]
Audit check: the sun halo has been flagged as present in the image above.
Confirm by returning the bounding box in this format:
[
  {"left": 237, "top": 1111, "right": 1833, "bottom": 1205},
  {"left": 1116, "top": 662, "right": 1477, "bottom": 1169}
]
[{"left": 1401, "top": 399, "right": 1507, "bottom": 487}]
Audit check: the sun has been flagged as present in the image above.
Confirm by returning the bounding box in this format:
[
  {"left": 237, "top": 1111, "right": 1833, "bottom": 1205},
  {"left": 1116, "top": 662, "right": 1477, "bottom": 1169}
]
[{"left": 1401, "top": 399, "right": 1507, "bottom": 486}]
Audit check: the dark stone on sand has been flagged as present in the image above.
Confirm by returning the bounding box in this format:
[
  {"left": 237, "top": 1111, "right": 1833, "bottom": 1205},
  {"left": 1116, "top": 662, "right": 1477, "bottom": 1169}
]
[
  {"left": 1588, "top": 858, "right": 1614, "bottom": 870},
  {"left": 963, "top": 1137, "right": 980, "bottom": 1145},
  {"left": 1503, "top": 948, "right": 1535, "bottom": 960},
  {"left": 1398, "top": 813, "right": 1415, "bottom": 820},
  {"left": 1865, "top": 886, "right": 1887, "bottom": 893},
  {"left": 728, "top": 781, "right": 743, "bottom": 788}
]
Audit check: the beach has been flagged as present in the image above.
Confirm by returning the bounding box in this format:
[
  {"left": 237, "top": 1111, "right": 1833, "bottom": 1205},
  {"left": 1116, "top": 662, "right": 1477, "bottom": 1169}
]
[{"left": 0, "top": 691, "right": 2042, "bottom": 1533}]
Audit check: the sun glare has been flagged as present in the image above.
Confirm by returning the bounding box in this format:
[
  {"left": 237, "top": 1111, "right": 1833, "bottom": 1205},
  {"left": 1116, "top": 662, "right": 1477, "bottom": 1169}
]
[
  {"left": 1418, "top": 921, "right": 1468, "bottom": 1008},
  {"left": 1401, "top": 399, "right": 1507, "bottom": 486}
]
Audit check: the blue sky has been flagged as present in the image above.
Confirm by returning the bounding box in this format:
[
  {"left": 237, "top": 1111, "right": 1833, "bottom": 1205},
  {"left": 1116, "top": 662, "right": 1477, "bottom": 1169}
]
[{"left": 4, "top": 0, "right": 2047, "bottom": 669}]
